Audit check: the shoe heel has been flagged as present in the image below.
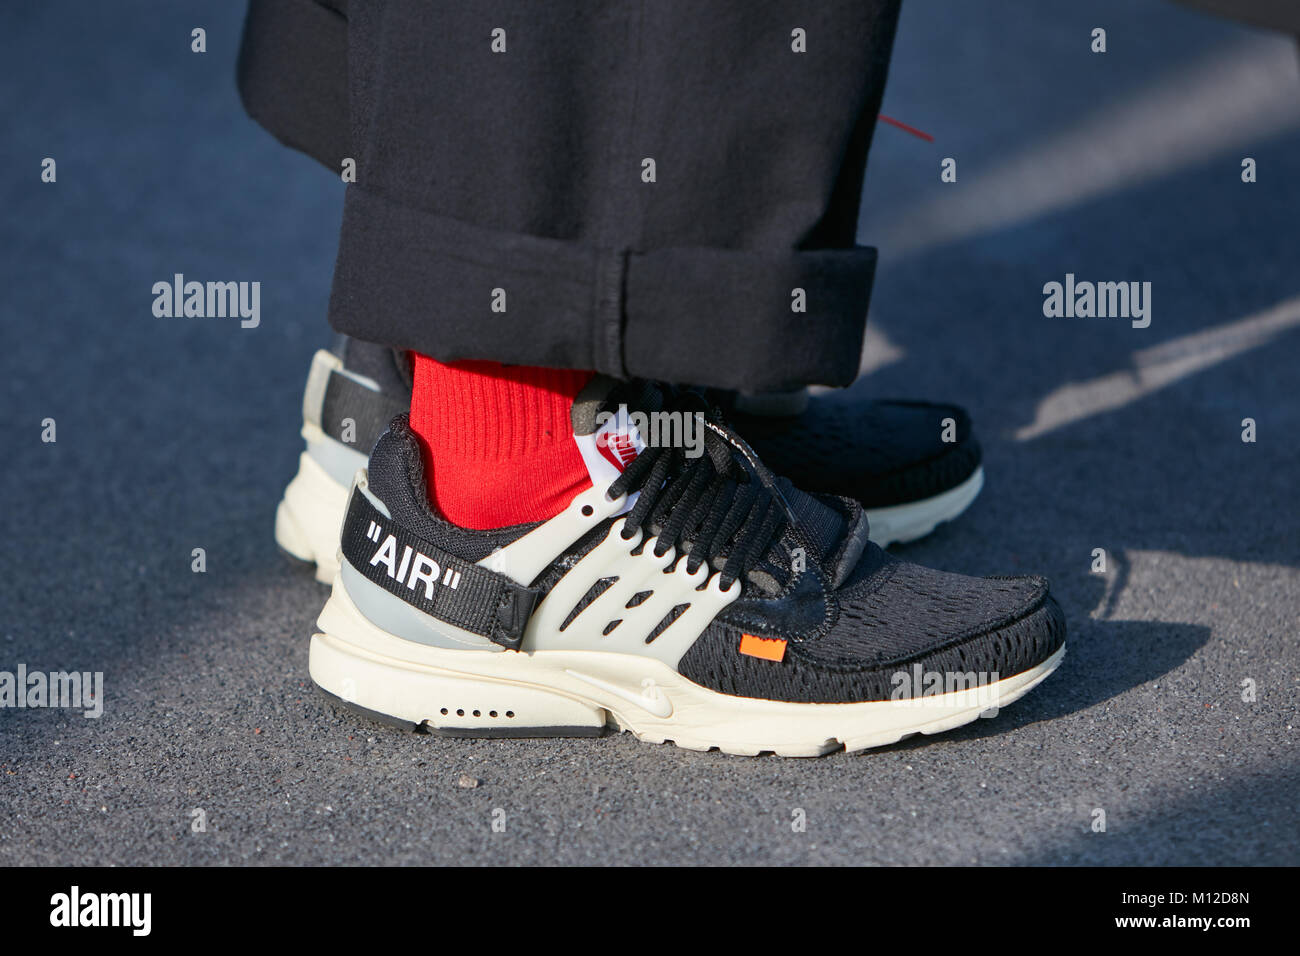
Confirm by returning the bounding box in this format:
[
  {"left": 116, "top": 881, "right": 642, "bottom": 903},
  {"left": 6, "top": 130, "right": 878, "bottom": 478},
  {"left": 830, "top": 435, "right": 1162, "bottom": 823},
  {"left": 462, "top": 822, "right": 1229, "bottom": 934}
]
[
  {"left": 308, "top": 556, "right": 613, "bottom": 743},
  {"left": 310, "top": 631, "right": 607, "bottom": 737},
  {"left": 275, "top": 450, "right": 349, "bottom": 583}
]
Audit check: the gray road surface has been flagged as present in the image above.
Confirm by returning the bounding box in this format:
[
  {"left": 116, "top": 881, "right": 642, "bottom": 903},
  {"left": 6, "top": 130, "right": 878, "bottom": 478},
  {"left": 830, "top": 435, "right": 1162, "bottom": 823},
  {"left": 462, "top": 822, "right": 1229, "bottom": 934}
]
[{"left": 1, "top": 0, "right": 1297, "bottom": 865}]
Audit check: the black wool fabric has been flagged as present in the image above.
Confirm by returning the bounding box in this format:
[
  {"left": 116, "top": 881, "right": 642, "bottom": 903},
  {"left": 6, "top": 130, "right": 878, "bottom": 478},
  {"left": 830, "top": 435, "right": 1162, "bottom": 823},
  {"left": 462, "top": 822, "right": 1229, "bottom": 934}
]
[
  {"left": 237, "top": 0, "right": 350, "bottom": 168},
  {"left": 237, "top": 0, "right": 902, "bottom": 391}
]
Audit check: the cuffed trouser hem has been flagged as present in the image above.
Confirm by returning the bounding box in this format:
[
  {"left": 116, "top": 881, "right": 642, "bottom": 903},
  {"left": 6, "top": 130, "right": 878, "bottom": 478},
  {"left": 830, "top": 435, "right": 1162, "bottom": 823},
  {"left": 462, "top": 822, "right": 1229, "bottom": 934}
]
[
  {"left": 327, "top": 187, "right": 876, "bottom": 393},
  {"left": 236, "top": 0, "right": 349, "bottom": 170}
]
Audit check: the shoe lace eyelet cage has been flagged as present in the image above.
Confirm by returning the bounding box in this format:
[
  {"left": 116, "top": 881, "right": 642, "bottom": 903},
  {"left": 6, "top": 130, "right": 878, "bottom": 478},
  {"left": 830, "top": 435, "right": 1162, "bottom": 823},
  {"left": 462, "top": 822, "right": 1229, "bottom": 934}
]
[{"left": 604, "top": 390, "right": 787, "bottom": 591}]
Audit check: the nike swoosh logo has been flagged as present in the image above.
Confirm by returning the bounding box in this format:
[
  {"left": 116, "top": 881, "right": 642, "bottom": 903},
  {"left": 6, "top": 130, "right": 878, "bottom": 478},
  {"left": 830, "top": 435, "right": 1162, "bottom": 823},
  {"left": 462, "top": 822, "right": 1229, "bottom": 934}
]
[
  {"left": 597, "top": 433, "right": 638, "bottom": 472},
  {"left": 564, "top": 669, "right": 673, "bottom": 718}
]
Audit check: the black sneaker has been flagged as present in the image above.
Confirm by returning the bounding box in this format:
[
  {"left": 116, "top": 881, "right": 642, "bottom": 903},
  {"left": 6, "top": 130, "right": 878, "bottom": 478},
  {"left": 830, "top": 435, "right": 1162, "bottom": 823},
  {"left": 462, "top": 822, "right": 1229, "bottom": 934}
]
[
  {"left": 308, "top": 381, "right": 1064, "bottom": 756},
  {"left": 722, "top": 390, "right": 984, "bottom": 547},
  {"left": 278, "top": 341, "right": 985, "bottom": 580}
]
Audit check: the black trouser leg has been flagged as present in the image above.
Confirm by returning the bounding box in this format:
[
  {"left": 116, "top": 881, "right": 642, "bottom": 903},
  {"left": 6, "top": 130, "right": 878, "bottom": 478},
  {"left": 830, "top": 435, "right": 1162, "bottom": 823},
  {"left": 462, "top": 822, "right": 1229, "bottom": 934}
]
[{"left": 240, "top": 0, "right": 901, "bottom": 391}]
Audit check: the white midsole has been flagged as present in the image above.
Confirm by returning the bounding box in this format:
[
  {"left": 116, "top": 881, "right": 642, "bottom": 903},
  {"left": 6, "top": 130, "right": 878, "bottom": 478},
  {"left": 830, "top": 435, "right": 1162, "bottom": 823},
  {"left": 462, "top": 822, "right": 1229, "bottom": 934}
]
[
  {"left": 865, "top": 466, "right": 984, "bottom": 548},
  {"left": 310, "top": 572, "right": 1064, "bottom": 757}
]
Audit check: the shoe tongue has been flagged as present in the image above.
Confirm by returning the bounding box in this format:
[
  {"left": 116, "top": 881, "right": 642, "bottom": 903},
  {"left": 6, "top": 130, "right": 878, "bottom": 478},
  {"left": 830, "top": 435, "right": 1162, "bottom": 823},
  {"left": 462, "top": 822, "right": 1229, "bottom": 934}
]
[
  {"left": 571, "top": 376, "right": 869, "bottom": 588},
  {"left": 570, "top": 376, "right": 663, "bottom": 436},
  {"left": 570, "top": 377, "right": 663, "bottom": 491},
  {"left": 780, "top": 479, "right": 847, "bottom": 559}
]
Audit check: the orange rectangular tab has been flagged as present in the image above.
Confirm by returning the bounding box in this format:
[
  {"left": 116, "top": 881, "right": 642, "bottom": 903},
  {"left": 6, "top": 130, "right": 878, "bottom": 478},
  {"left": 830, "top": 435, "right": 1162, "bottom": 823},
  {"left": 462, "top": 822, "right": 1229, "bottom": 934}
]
[{"left": 738, "top": 633, "right": 787, "bottom": 662}]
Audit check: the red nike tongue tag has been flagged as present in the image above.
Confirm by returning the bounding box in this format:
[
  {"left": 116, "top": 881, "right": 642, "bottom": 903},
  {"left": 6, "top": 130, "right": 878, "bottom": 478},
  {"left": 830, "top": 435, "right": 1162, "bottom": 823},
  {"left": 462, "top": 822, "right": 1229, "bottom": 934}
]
[
  {"left": 597, "top": 432, "right": 638, "bottom": 472},
  {"left": 573, "top": 405, "right": 646, "bottom": 509}
]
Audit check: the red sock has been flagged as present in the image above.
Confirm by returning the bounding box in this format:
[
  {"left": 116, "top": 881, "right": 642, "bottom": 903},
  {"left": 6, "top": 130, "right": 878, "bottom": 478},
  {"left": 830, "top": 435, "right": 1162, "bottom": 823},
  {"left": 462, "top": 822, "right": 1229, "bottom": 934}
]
[{"left": 408, "top": 356, "right": 594, "bottom": 529}]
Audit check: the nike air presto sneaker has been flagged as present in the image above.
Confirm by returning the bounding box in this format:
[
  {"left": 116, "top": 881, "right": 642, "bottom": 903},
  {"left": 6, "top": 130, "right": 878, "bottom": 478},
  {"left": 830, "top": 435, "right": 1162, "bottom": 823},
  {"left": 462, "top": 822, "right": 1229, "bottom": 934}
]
[
  {"left": 277, "top": 340, "right": 986, "bottom": 580},
  {"left": 307, "top": 382, "right": 1064, "bottom": 756}
]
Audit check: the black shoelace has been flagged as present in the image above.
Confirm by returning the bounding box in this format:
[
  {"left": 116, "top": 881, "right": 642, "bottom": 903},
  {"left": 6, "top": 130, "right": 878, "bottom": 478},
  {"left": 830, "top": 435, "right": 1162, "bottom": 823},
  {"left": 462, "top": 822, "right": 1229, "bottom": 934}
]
[{"left": 604, "top": 394, "right": 787, "bottom": 590}]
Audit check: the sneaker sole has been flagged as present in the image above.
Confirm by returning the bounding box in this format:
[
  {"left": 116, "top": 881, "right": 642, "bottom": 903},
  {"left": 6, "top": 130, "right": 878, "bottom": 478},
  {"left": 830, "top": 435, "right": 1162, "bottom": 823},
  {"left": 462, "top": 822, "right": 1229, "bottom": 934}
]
[
  {"left": 864, "top": 466, "right": 984, "bottom": 549},
  {"left": 309, "top": 571, "right": 1064, "bottom": 757}
]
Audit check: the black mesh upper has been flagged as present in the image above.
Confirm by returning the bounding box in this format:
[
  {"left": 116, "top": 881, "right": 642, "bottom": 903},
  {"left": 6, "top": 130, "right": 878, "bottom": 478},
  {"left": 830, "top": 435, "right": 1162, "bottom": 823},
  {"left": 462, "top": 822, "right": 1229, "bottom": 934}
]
[
  {"left": 676, "top": 546, "right": 1065, "bottom": 704},
  {"left": 677, "top": 593, "right": 1064, "bottom": 704},
  {"left": 807, "top": 561, "right": 1050, "bottom": 667},
  {"left": 730, "top": 396, "right": 982, "bottom": 508}
]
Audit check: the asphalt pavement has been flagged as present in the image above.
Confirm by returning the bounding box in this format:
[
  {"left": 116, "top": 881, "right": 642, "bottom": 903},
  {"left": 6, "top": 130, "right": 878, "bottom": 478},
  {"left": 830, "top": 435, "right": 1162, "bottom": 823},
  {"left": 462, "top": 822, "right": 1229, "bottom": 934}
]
[{"left": 1, "top": 0, "right": 1297, "bottom": 865}]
